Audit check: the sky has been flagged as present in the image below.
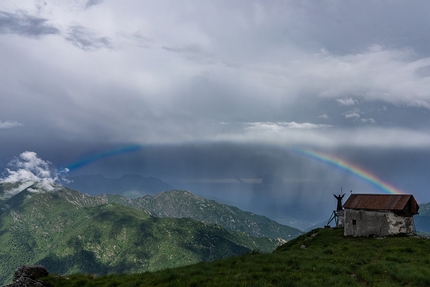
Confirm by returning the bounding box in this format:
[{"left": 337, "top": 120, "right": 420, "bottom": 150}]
[{"left": 1, "top": 0, "right": 430, "bottom": 223}]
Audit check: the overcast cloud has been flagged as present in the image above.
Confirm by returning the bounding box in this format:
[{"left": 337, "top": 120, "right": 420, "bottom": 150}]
[{"left": 1, "top": 0, "right": 430, "bottom": 222}]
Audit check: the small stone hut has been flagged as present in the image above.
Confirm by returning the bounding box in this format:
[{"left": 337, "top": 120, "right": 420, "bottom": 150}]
[{"left": 342, "top": 194, "right": 419, "bottom": 237}]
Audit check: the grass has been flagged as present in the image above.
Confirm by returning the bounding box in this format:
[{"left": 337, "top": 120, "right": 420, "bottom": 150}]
[{"left": 40, "top": 228, "right": 430, "bottom": 287}]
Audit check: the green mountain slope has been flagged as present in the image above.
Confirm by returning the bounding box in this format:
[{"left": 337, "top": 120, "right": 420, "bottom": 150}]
[
  {"left": 0, "top": 185, "right": 280, "bottom": 286},
  {"left": 102, "top": 190, "right": 302, "bottom": 241},
  {"left": 42, "top": 228, "right": 430, "bottom": 287}
]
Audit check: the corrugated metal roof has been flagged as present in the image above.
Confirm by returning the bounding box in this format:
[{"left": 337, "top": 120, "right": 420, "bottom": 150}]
[{"left": 343, "top": 194, "right": 418, "bottom": 214}]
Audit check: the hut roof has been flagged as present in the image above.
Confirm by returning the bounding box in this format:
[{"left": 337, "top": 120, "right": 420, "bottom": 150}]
[{"left": 343, "top": 194, "right": 419, "bottom": 215}]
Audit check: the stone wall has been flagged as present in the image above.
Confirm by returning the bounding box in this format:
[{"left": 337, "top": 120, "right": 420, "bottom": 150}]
[
  {"left": 337, "top": 210, "right": 344, "bottom": 228},
  {"left": 344, "top": 209, "right": 414, "bottom": 237}
]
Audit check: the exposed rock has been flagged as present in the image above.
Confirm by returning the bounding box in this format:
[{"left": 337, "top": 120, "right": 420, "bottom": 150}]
[{"left": 4, "top": 265, "right": 49, "bottom": 287}]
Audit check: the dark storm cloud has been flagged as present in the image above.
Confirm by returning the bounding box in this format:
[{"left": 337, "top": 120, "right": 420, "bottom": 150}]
[
  {"left": 0, "top": 10, "right": 59, "bottom": 37},
  {"left": 85, "top": 0, "right": 104, "bottom": 10},
  {"left": 41, "top": 141, "right": 423, "bottom": 221},
  {"left": 65, "top": 25, "right": 112, "bottom": 50}
]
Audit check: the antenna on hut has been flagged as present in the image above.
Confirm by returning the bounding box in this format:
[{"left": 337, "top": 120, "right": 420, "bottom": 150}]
[{"left": 325, "top": 187, "right": 345, "bottom": 228}]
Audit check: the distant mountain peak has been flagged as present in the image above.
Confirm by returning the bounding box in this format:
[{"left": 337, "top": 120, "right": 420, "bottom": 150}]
[{"left": 65, "top": 174, "right": 174, "bottom": 198}]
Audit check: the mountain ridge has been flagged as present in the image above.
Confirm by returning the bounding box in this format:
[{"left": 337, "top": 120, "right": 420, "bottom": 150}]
[
  {"left": 65, "top": 174, "right": 174, "bottom": 198},
  {"left": 102, "top": 190, "right": 302, "bottom": 240},
  {"left": 0, "top": 183, "right": 281, "bottom": 285}
]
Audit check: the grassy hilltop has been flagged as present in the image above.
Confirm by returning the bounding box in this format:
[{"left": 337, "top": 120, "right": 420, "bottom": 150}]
[{"left": 41, "top": 228, "right": 430, "bottom": 287}]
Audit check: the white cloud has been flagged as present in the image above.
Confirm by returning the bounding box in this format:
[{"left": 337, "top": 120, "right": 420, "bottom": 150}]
[
  {"left": 0, "top": 120, "right": 22, "bottom": 129},
  {"left": 337, "top": 98, "right": 357, "bottom": 106},
  {"left": 344, "top": 111, "right": 361, "bottom": 119},
  {"left": 212, "top": 126, "right": 430, "bottom": 149},
  {"left": 361, "top": 118, "right": 376, "bottom": 124},
  {"left": 377, "top": 106, "right": 388, "bottom": 112},
  {"left": 318, "top": 114, "right": 329, "bottom": 119},
  {"left": 283, "top": 122, "right": 333, "bottom": 129},
  {"left": 245, "top": 122, "right": 332, "bottom": 131},
  {"left": 0, "top": 151, "right": 68, "bottom": 200},
  {"left": 342, "top": 109, "right": 376, "bottom": 124},
  {"left": 314, "top": 47, "right": 430, "bottom": 109}
]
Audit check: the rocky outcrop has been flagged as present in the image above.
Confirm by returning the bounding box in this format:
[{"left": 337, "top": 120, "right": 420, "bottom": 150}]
[{"left": 4, "top": 265, "right": 49, "bottom": 287}]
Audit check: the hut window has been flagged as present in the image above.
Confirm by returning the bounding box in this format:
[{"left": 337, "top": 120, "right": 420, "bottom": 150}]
[{"left": 352, "top": 219, "right": 356, "bottom": 225}]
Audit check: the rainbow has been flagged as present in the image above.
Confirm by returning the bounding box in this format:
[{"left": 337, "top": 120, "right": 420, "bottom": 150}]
[
  {"left": 60, "top": 144, "right": 406, "bottom": 195},
  {"left": 292, "top": 148, "right": 405, "bottom": 195},
  {"left": 62, "top": 145, "right": 142, "bottom": 172}
]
